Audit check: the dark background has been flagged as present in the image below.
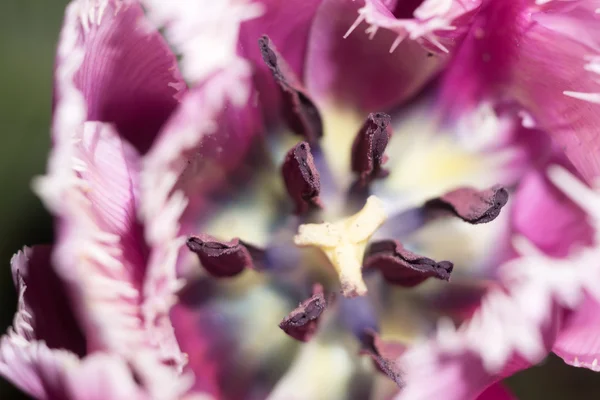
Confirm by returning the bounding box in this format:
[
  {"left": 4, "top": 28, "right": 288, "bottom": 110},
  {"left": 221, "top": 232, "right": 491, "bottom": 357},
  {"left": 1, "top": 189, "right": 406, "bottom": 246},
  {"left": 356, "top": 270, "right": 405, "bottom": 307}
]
[{"left": 0, "top": 1, "right": 599, "bottom": 398}]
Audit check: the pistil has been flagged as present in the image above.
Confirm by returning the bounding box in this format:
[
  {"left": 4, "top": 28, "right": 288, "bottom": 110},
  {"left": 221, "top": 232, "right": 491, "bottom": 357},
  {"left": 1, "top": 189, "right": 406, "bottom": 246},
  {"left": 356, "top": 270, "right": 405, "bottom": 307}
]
[{"left": 294, "top": 195, "right": 387, "bottom": 297}]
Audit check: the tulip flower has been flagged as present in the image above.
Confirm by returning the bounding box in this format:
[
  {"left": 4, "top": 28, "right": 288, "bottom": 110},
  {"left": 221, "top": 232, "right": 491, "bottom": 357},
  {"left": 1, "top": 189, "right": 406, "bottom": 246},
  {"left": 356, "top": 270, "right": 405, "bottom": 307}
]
[{"left": 1, "top": 1, "right": 598, "bottom": 399}]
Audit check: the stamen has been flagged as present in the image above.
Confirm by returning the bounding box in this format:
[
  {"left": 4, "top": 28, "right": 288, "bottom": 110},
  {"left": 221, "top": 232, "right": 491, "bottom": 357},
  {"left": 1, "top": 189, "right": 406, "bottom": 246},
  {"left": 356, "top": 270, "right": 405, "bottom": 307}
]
[
  {"left": 359, "top": 329, "right": 405, "bottom": 387},
  {"left": 281, "top": 141, "right": 322, "bottom": 214},
  {"left": 279, "top": 284, "right": 327, "bottom": 342},
  {"left": 424, "top": 185, "right": 509, "bottom": 224},
  {"left": 294, "top": 196, "right": 387, "bottom": 297},
  {"left": 364, "top": 240, "right": 453, "bottom": 287},
  {"left": 351, "top": 112, "right": 392, "bottom": 187},
  {"left": 186, "top": 234, "right": 259, "bottom": 277},
  {"left": 258, "top": 35, "right": 323, "bottom": 143}
]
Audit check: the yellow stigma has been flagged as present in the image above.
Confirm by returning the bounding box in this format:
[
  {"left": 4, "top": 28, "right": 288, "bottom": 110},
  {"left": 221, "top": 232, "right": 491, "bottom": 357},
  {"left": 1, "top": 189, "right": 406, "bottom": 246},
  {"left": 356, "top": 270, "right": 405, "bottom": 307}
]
[{"left": 293, "top": 196, "right": 387, "bottom": 297}]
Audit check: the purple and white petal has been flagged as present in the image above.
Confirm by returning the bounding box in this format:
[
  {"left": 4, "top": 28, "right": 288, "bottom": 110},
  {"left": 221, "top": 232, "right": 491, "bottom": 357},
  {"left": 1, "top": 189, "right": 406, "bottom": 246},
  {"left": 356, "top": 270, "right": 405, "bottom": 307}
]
[
  {"left": 37, "top": 121, "right": 143, "bottom": 353},
  {"left": 138, "top": 0, "right": 264, "bottom": 254},
  {"left": 511, "top": 162, "right": 594, "bottom": 258},
  {"left": 396, "top": 166, "right": 600, "bottom": 399},
  {"left": 348, "top": 0, "right": 482, "bottom": 54},
  {"left": 142, "top": 0, "right": 263, "bottom": 84},
  {"left": 553, "top": 295, "right": 600, "bottom": 371},
  {"left": 0, "top": 248, "right": 148, "bottom": 400},
  {"left": 395, "top": 341, "right": 525, "bottom": 400},
  {"left": 58, "top": 0, "right": 186, "bottom": 154},
  {"left": 0, "top": 339, "right": 149, "bottom": 400},
  {"left": 305, "top": 0, "right": 447, "bottom": 111},
  {"left": 9, "top": 246, "right": 85, "bottom": 355},
  {"left": 440, "top": 0, "right": 600, "bottom": 182},
  {"left": 34, "top": 122, "right": 190, "bottom": 397},
  {"left": 139, "top": 68, "right": 263, "bottom": 354},
  {"left": 135, "top": 6, "right": 267, "bottom": 394}
]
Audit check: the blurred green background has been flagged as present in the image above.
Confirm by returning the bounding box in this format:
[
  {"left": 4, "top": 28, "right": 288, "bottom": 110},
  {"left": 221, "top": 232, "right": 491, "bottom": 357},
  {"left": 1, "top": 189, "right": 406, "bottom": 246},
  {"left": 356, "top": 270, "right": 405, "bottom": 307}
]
[
  {"left": 0, "top": 1, "right": 599, "bottom": 399},
  {"left": 0, "top": 1, "right": 64, "bottom": 398}
]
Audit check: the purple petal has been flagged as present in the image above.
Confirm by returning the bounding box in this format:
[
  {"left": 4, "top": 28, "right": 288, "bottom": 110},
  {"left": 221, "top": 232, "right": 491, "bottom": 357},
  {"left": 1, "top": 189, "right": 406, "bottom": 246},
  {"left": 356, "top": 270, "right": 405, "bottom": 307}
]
[
  {"left": 427, "top": 281, "right": 489, "bottom": 321},
  {"left": 476, "top": 383, "right": 516, "bottom": 400},
  {"left": 281, "top": 141, "right": 322, "bottom": 214},
  {"left": 440, "top": 0, "right": 600, "bottom": 182},
  {"left": 169, "top": 288, "right": 224, "bottom": 397},
  {"left": 9, "top": 246, "right": 85, "bottom": 356},
  {"left": 279, "top": 284, "right": 327, "bottom": 342},
  {"left": 424, "top": 185, "right": 509, "bottom": 224},
  {"left": 511, "top": 162, "right": 594, "bottom": 258},
  {"left": 239, "top": 0, "right": 322, "bottom": 120},
  {"left": 55, "top": 0, "right": 186, "bottom": 154},
  {"left": 553, "top": 295, "right": 600, "bottom": 371},
  {"left": 304, "top": 0, "right": 454, "bottom": 110},
  {"left": 364, "top": 240, "right": 453, "bottom": 287}
]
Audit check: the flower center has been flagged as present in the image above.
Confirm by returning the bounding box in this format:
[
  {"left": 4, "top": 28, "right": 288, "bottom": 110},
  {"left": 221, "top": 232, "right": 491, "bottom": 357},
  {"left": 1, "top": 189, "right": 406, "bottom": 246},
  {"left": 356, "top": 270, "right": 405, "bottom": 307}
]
[
  {"left": 183, "top": 35, "right": 512, "bottom": 374},
  {"left": 294, "top": 196, "right": 387, "bottom": 297}
]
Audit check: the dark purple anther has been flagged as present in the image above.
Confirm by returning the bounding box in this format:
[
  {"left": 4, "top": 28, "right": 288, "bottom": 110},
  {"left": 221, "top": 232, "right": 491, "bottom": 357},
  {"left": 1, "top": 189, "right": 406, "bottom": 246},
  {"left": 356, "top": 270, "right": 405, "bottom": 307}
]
[
  {"left": 364, "top": 240, "right": 453, "bottom": 287},
  {"left": 351, "top": 112, "right": 392, "bottom": 186},
  {"left": 258, "top": 35, "right": 323, "bottom": 144},
  {"left": 186, "top": 234, "right": 256, "bottom": 277},
  {"left": 279, "top": 284, "right": 327, "bottom": 342},
  {"left": 359, "top": 329, "right": 405, "bottom": 387},
  {"left": 281, "top": 141, "right": 322, "bottom": 214},
  {"left": 424, "top": 185, "right": 509, "bottom": 224}
]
